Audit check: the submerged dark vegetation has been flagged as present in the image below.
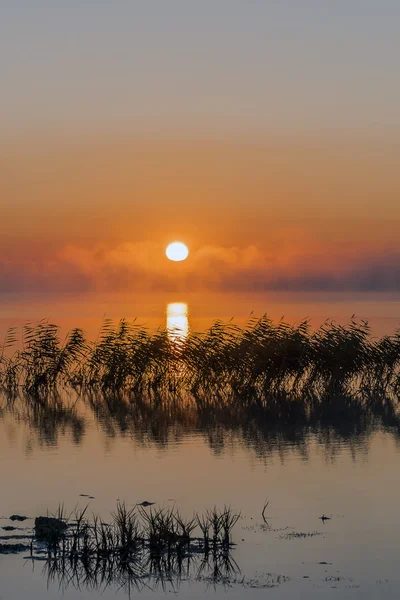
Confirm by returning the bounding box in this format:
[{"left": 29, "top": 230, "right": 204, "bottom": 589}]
[{"left": 0, "top": 316, "right": 399, "bottom": 399}]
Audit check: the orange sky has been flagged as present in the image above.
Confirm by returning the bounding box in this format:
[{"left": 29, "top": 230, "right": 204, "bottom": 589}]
[
  {"left": 1, "top": 135, "right": 400, "bottom": 293},
  {"left": 2, "top": 3, "right": 400, "bottom": 294}
]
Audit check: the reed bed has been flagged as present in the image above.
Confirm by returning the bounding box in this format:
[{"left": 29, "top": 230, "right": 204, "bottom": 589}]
[{"left": 0, "top": 316, "right": 399, "bottom": 402}]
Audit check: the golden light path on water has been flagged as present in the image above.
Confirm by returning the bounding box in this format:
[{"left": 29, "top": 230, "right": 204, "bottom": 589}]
[{"left": 166, "top": 302, "right": 189, "bottom": 342}]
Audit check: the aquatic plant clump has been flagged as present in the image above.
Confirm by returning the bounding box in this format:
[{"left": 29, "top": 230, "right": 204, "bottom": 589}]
[
  {"left": 0, "top": 503, "right": 241, "bottom": 593},
  {"left": 36, "top": 503, "right": 239, "bottom": 556},
  {"left": 28, "top": 503, "right": 240, "bottom": 591},
  {"left": 0, "top": 316, "right": 400, "bottom": 400}
]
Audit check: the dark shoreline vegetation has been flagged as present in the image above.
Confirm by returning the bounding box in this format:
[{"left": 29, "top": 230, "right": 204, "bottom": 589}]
[{"left": 1, "top": 317, "right": 400, "bottom": 455}]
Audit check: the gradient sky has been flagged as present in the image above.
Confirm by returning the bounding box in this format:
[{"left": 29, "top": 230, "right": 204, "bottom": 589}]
[{"left": 1, "top": 1, "right": 400, "bottom": 294}]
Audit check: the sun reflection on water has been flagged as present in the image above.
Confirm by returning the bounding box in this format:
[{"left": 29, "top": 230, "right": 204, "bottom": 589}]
[{"left": 166, "top": 302, "right": 189, "bottom": 341}]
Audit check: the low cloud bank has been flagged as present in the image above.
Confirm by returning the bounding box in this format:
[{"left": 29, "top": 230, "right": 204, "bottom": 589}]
[{"left": 0, "top": 242, "right": 399, "bottom": 293}]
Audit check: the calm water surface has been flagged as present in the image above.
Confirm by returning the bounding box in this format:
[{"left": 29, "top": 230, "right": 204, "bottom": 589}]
[
  {"left": 1, "top": 396, "right": 400, "bottom": 598},
  {"left": 0, "top": 290, "right": 399, "bottom": 337},
  {"left": 1, "top": 293, "right": 400, "bottom": 598}
]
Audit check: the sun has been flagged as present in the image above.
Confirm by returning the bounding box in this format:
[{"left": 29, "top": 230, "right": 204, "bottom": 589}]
[{"left": 166, "top": 242, "right": 189, "bottom": 262}]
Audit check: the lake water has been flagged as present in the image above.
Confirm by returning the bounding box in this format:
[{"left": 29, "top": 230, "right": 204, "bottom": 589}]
[{"left": 1, "top": 292, "right": 400, "bottom": 598}]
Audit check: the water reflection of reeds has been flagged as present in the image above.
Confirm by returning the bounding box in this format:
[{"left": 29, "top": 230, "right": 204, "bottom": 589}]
[
  {"left": 42, "top": 548, "right": 240, "bottom": 594},
  {"left": 2, "top": 386, "right": 400, "bottom": 462},
  {"left": 1, "top": 394, "right": 85, "bottom": 448}
]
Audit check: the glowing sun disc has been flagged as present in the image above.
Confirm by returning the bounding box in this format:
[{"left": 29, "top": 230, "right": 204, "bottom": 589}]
[{"left": 166, "top": 242, "right": 189, "bottom": 262}]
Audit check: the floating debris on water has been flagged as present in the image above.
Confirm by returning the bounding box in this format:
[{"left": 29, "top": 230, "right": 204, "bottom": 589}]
[
  {"left": 35, "top": 516, "right": 68, "bottom": 542},
  {"left": 239, "top": 572, "right": 291, "bottom": 589},
  {"left": 0, "top": 543, "right": 31, "bottom": 554},
  {"left": 279, "top": 531, "right": 322, "bottom": 540}
]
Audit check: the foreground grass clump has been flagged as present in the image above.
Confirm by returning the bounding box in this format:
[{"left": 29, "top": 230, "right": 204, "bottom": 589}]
[
  {"left": 29, "top": 503, "right": 240, "bottom": 591},
  {"left": 37, "top": 503, "right": 239, "bottom": 556},
  {"left": 0, "top": 316, "right": 399, "bottom": 399}
]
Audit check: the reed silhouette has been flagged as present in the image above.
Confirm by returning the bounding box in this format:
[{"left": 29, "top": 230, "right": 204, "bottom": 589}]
[{"left": 0, "top": 316, "right": 399, "bottom": 400}]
